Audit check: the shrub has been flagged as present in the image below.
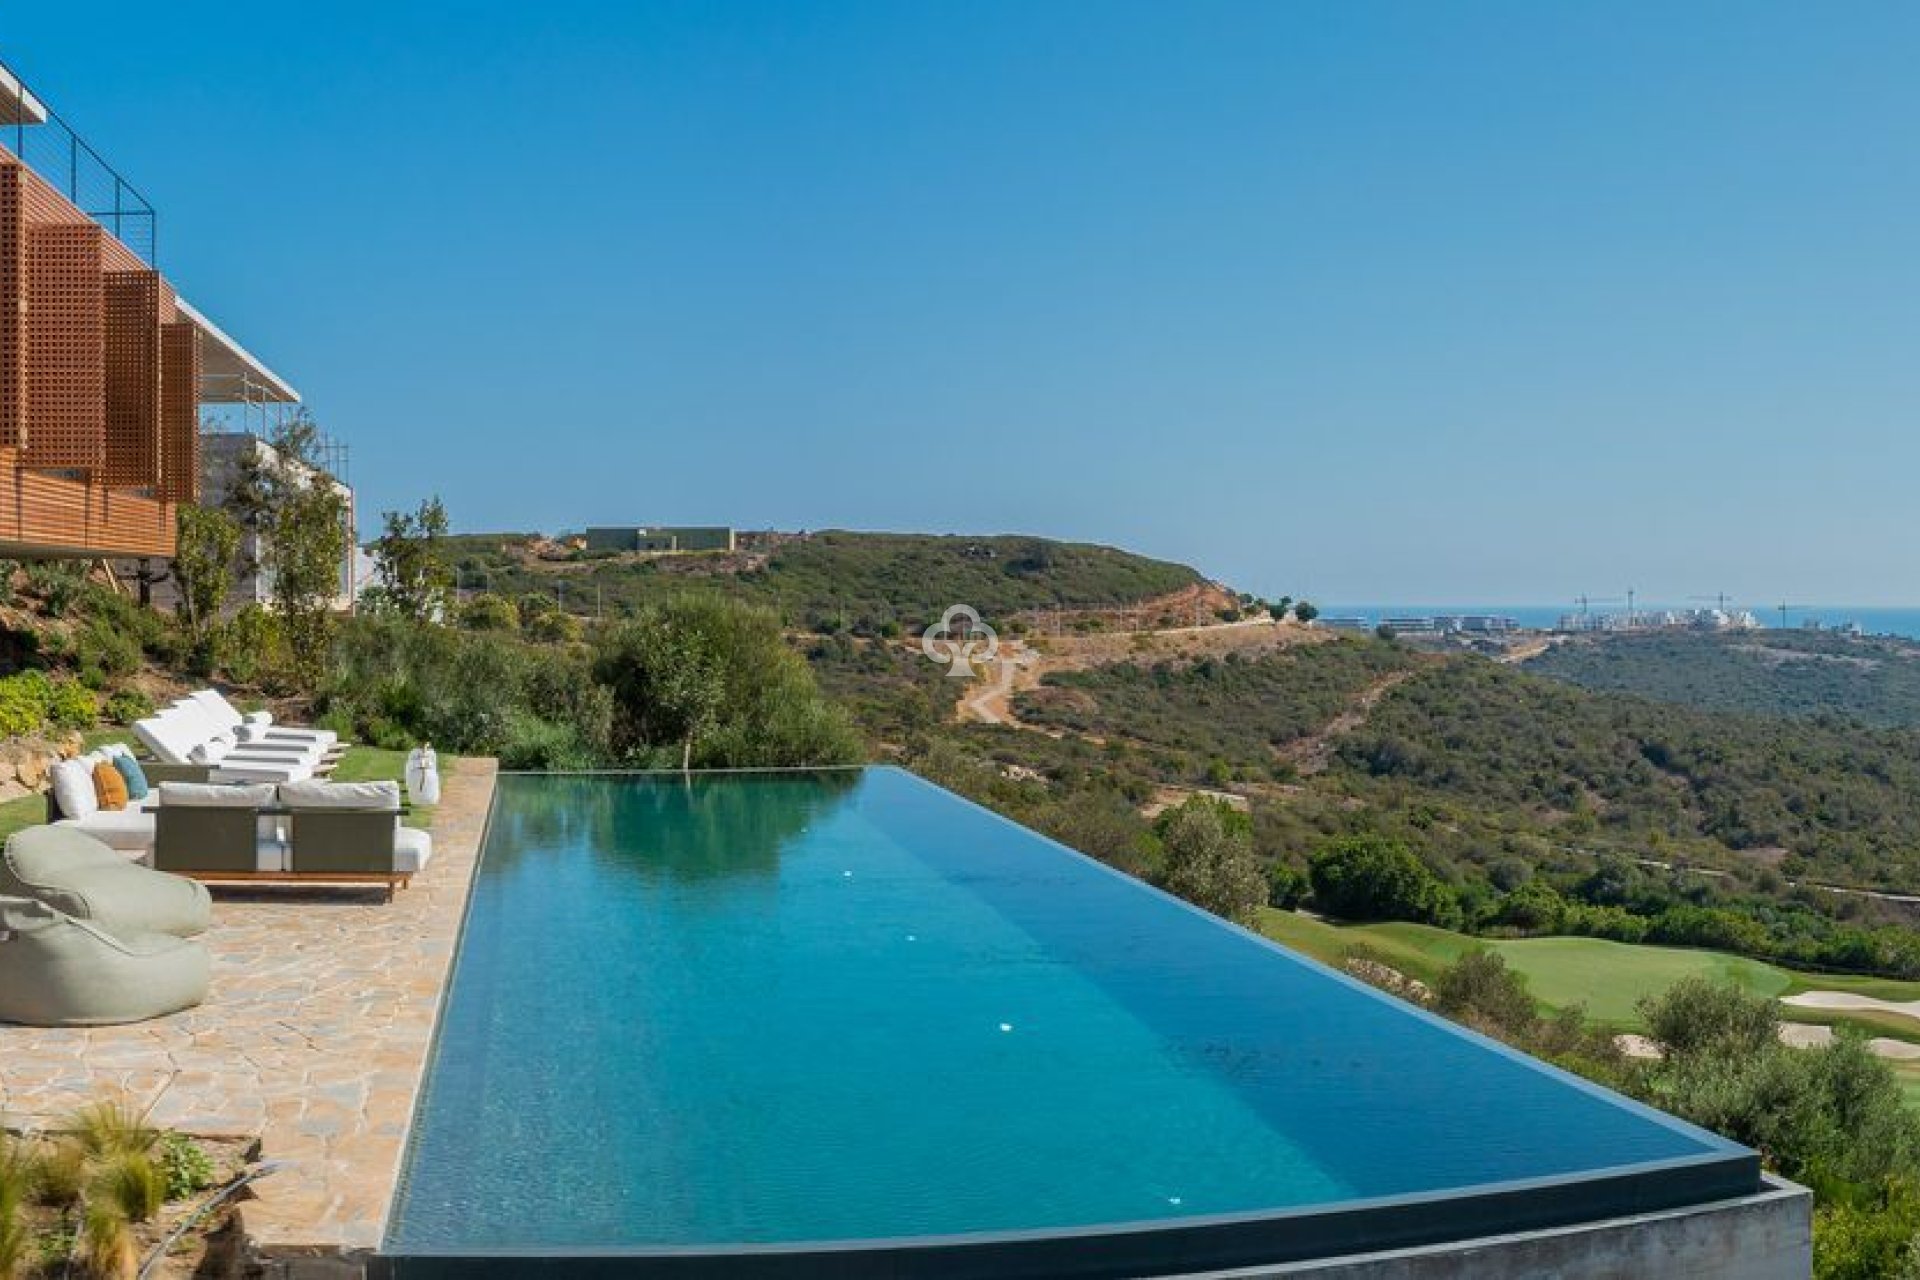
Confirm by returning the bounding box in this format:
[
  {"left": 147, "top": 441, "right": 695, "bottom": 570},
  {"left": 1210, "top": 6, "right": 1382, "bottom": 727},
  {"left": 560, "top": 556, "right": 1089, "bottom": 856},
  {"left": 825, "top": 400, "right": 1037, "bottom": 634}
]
[
  {"left": 1156, "top": 799, "right": 1266, "bottom": 924},
  {"left": 1309, "top": 834, "right": 1456, "bottom": 925},
  {"left": 458, "top": 593, "right": 519, "bottom": 632},
  {"left": 103, "top": 686, "right": 155, "bottom": 726},
  {"left": 46, "top": 680, "right": 98, "bottom": 729},
  {"left": 72, "top": 620, "right": 139, "bottom": 688},
  {"left": 523, "top": 609, "right": 583, "bottom": 645},
  {"left": 1489, "top": 879, "right": 1566, "bottom": 932},
  {"left": 1434, "top": 950, "right": 1537, "bottom": 1035},
  {"left": 23, "top": 562, "right": 86, "bottom": 613},
  {"left": 1640, "top": 977, "right": 1780, "bottom": 1059},
  {"left": 219, "top": 606, "right": 285, "bottom": 686},
  {"left": 156, "top": 1132, "right": 214, "bottom": 1201},
  {"left": 593, "top": 597, "right": 860, "bottom": 769},
  {"left": 1267, "top": 862, "right": 1309, "bottom": 909},
  {"left": 0, "top": 671, "right": 52, "bottom": 738}
]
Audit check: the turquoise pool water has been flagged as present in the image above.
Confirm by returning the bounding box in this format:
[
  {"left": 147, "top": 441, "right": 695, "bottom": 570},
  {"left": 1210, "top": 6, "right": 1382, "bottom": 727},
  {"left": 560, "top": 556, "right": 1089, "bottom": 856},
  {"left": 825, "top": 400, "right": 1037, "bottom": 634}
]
[{"left": 385, "top": 768, "right": 1751, "bottom": 1262}]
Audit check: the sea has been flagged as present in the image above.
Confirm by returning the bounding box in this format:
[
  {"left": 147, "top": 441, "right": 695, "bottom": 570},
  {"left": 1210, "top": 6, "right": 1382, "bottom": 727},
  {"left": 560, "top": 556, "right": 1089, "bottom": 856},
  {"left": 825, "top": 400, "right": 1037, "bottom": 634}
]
[{"left": 1321, "top": 605, "right": 1920, "bottom": 643}]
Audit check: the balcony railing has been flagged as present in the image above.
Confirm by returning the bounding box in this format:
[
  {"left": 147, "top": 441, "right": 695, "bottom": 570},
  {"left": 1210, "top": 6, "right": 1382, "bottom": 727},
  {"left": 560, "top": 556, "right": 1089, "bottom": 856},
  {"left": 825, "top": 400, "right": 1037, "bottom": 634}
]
[{"left": 0, "top": 61, "right": 156, "bottom": 265}]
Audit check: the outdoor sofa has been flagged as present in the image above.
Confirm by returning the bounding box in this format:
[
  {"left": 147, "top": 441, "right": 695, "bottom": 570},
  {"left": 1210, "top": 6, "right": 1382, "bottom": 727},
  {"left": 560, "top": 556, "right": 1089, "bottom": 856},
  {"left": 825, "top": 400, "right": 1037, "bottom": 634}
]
[
  {"left": 153, "top": 779, "right": 431, "bottom": 899},
  {"left": 44, "top": 741, "right": 205, "bottom": 854}
]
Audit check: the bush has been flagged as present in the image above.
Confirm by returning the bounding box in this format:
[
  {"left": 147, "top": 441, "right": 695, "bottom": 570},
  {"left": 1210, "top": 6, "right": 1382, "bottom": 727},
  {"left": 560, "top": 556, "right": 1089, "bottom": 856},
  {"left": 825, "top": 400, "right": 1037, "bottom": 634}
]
[
  {"left": 1309, "top": 834, "right": 1456, "bottom": 925},
  {"left": 156, "top": 1133, "right": 214, "bottom": 1201},
  {"left": 72, "top": 620, "right": 139, "bottom": 688},
  {"left": 523, "top": 609, "right": 583, "bottom": 645},
  {"left": 103, "top": 686, "right": 155, "bottom": 725},
  {"left": 1434, "top": 950, "right": 1538, "bottom": 1036},
  {"left": 0, "top": 671, "right": 53, "bottom": 738},
  {"left": 1640, "top": 977, "right": 1779, "bottom": 1059},
  {"left": 1156, "top": 799, "right": 1265, "bottom": 924},
  {"left": 219, "top": 606, "right": 285, "bottom": 686},
  {"left": 593, "top": 596, "right": 860, "bottom": 768},
  {"left": 23, "top": 562, "right": 86, "bottom": 612},
  {"left": 1489, "top": 879, "right": 1566, "bottom": 932},
  {"left": 46, "top": 680, "right": 97, "bottom": 729},
  {"left": 458, "top": 593, "right": 520, "bottom": 632}
]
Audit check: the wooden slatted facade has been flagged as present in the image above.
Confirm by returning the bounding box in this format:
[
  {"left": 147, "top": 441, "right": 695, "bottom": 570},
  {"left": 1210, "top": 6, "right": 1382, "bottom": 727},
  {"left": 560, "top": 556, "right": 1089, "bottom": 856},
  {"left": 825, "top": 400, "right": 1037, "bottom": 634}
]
[
  {"left": 159, "top": 320, "right": 199, "bottom": 504},
  {"left": 0, "top": 444, "right": 173, "bottom": 557},
  {"left": 0, "top": 138, "right": 207, "bottom": 558}
]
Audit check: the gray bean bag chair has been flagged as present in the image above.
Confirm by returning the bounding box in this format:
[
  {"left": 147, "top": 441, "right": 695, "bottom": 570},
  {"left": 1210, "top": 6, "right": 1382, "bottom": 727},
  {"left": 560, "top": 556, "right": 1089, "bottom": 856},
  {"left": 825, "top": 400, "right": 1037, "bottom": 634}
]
[
  {"left": 2, "top": 824, "right": 211, "bottom": 938},
  {"left": 0, "top": 896, "right": 210, "bottom": 1026}
]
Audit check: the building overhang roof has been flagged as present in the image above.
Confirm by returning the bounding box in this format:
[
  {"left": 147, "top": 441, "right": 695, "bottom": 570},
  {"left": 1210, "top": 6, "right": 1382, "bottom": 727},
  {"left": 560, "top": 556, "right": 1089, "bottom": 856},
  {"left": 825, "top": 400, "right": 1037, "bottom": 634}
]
[
  {"left": 0, "top": 64, "right": 48, "bottom": 127},
  {"left": 176, "top": 298, "right": 301, "bottom": 404}
]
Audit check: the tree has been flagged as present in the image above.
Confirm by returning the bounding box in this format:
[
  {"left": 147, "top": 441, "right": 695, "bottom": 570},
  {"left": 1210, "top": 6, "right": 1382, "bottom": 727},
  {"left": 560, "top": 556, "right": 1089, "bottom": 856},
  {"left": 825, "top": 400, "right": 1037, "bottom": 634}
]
[
  {"left": 1639, "top": 976, "right": 1779, "bottom": 1060},
  {"left": 1293, "top": 600, "right": 1320, "bottom": 624},
  {"left": 170, "top": 505, "right": 241, "bottom": 653},
  {"left": 368, "top": 496, "right": 451, "bottom": 622},
  {"left": 1271, "top": 596, "right": 1294, "bottom": 621},
  {"left": 592, "top": 596, "right": 860, "bottom": 769},
  {"left": 1490, "top": 879, "right": 1566, "bottom": 932},
  {"left": 1157, "top": 798, "right": 1266, "bottom": 924},
  {"left": 228, "top": 413, "right": 350, "bottom": 691},
  {"left": 1308, "top": 834, "right": 1453, "bottom": 923},
  {"left": 1434, "top": 950, "right": 1538, "bottom": 1036}
]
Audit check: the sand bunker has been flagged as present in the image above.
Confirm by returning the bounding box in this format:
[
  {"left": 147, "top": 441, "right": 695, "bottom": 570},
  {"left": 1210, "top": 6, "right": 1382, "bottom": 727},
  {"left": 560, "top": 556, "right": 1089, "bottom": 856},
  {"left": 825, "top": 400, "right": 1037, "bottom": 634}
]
[{"left": 1784, "top": 990, "right": 1920, "bottom": 1023}]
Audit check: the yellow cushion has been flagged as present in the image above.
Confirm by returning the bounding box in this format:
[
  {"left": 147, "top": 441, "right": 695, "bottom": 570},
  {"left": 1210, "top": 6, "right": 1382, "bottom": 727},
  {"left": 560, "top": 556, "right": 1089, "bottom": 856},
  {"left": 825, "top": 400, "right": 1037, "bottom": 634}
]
[{"left": 92, "top": 761, "right": 129, "bottom": 812}]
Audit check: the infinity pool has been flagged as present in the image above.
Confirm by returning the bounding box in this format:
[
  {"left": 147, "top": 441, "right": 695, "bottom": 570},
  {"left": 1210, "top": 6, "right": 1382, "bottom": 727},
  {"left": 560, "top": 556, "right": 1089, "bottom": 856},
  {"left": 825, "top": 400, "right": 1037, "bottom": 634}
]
[{"left": 381, "top": 768, "right": 1756, "bottom": 1276}]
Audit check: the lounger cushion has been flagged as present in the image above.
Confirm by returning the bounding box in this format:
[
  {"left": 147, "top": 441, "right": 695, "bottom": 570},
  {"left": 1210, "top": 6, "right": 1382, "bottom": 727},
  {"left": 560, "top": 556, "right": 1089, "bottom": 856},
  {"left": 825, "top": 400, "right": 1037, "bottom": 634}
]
[
  {"left": 158, "top": 782, "right": 278, "bottom": 809},
  {"left": 50, "top": 759, "right": 99, "bottom": 821},
  {"left": 187, "top": 692, "right": 334, "bottom": 748},
  {"left": 135, "top": 713, "right": 202, "bottom": 766},
  {"left": 188, "top": 733, "right": 235, "bottom": 765},
  {"left": 1, "top": 826, "right": 209, "bottom": 937},
  {"left": 0, "top": 896, "right": 209, "bottom": 1027},
  {"left": 393, "top": 826, "right": 434, "bottom": 874},
  {"left": 278, "top": 780, "right": 400, "bottom": 811}
]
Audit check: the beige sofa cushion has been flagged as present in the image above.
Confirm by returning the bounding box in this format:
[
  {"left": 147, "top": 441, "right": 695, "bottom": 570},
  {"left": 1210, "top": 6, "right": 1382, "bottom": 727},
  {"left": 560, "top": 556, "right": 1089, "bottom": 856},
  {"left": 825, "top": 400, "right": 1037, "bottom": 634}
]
[
  {"left": 157, "top": 782, "right": 277, "bottom": 809},
  {"left": 278, "top": 780, "right": 401, "bottom": 811}
]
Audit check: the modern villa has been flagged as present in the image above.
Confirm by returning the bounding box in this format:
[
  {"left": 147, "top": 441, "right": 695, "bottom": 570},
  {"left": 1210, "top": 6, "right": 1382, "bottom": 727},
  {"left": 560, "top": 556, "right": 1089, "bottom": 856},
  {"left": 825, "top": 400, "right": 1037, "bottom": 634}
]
[
  {"left": 0, "top": 58, "right": 296, "bottom": 562},
  {"left": 0, "top": 50, "right": 1818, "bottom": 1280}
]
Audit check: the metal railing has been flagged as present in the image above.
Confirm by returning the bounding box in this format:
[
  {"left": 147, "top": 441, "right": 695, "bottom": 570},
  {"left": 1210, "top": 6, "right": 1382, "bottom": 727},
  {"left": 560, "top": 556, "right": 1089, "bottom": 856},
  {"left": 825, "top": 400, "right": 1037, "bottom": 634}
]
[{"left": 0, "top": 62, "right": 156, "bottom": 264}]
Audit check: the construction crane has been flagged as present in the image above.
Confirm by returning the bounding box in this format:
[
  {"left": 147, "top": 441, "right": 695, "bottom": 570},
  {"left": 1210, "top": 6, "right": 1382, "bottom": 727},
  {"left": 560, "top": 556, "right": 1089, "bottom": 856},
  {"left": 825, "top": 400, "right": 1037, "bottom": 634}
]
[
  {"left": 1775, "top": 603, "right": 1810, "bottom": 631},
  {"left": 1574, "top": 594, "right": 1624, "bottom": 617}
]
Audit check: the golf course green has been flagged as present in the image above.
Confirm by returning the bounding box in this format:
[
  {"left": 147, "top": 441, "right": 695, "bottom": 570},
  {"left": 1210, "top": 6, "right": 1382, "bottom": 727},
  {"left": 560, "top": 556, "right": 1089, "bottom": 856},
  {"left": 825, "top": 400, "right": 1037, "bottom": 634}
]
[{"left": 1258, "top": 909, "right": 1920, "bottom": 1029}]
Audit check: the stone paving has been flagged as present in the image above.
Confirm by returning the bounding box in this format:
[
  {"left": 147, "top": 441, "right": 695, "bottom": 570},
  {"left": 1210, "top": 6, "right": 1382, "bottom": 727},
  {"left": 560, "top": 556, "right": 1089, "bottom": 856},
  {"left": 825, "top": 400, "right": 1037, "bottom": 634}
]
[{"left": 0, "top": 758, "right": 498, "bottom": 1257}]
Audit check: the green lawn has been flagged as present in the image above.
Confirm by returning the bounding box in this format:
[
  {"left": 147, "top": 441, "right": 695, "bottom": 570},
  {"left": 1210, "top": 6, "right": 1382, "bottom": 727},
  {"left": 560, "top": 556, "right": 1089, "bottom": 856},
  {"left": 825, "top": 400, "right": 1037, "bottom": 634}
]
[{"left": 1258, "top": 908, "right": 1920, "bottom": 1032}]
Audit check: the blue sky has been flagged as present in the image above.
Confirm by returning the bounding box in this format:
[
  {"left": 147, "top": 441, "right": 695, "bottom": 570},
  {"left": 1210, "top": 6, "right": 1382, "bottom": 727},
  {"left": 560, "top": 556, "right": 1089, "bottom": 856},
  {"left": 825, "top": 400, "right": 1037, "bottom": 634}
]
[{"left": 4, "top": 3, "right": 1916, "bottom": 605}]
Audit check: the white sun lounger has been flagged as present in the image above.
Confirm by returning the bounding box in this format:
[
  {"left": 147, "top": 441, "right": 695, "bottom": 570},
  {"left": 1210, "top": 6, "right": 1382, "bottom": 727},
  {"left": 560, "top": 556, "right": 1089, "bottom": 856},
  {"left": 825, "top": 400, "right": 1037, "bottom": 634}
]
[
  {"left": 180, "top": 690, "right": 340, "bottom": 752},
  {"left": 134, "top": 710, "right": 322, "bottom": 785}
]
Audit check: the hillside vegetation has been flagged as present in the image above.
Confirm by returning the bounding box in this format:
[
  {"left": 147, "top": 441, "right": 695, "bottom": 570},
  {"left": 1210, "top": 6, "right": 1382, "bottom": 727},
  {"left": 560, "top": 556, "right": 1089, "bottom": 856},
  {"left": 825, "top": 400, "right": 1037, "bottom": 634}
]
[
  {"left": 443, "top": 530, "right": 1205, "bottom": 634},
  {"left": 1528, "top": 630, "right": 1920, "bottom": 727}
]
